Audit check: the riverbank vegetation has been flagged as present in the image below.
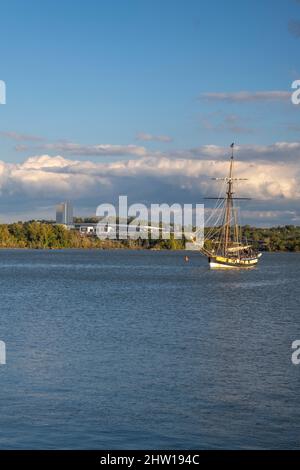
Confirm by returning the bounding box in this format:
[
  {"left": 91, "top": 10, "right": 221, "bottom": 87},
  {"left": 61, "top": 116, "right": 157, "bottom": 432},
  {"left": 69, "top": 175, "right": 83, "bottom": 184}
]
[
  {"left": 0, "top": 221, "right": 184, "bottom": 250},
  {"left": 0, "top": 222, "right": 299, "bottom": 251}
]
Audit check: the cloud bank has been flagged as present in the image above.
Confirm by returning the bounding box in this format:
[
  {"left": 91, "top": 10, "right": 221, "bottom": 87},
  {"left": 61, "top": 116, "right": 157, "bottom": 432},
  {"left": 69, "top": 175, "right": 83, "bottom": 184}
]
[{"left": 0, "top": 144, "right": 299, "bottom": 225}]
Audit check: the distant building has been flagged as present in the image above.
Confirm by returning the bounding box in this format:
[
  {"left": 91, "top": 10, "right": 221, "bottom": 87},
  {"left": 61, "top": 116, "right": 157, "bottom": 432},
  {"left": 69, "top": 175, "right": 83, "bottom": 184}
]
[
  {"left": 79, "top": 225, "right": 96, "bottom": 235},
  {"left": 56, "top": 201, "right": 73, "bottom": 225}
]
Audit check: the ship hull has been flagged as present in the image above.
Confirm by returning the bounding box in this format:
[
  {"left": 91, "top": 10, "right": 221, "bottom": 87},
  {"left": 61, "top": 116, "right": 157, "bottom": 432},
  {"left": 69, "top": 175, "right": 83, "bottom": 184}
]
[{"left": 209, "top": 255, "right": 259, "bottom": 269}]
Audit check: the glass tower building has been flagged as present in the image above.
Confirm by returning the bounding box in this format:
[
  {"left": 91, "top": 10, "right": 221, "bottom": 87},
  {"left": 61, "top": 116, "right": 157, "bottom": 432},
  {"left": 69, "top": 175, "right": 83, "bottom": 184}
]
[{"left": 56, "top": 201, "right": 73, "bottom": 225}]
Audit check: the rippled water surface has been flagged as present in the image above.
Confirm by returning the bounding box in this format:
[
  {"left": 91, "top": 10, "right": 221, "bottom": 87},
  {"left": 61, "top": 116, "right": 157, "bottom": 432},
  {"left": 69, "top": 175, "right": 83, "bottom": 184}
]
[{"left": 0, "top": 249, "right": 299, "bottom": 449}]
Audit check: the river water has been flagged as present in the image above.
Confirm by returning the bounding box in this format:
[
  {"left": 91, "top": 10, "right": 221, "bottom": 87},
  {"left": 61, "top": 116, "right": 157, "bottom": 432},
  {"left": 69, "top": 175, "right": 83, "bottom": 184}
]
[{"left": 0, "top": 249, "right": 299, "bottom": 449}]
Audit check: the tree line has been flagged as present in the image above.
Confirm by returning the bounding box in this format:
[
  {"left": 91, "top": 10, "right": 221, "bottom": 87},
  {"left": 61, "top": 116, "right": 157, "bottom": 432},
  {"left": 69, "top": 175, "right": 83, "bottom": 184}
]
[
  {"left": 0, "top": 221, "right": 184, "bottom": 250},
  {"left": 0, "top": 221, "right": 299, "bottom": 251}
]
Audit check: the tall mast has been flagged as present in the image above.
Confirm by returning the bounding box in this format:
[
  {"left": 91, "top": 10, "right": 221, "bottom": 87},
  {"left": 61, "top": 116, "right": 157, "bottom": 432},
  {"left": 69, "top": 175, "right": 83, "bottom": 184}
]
[
  {"left": 222, "top": 143, "right": 234, "bottom": 255},
  {"left": 204, "top": 143, "right": 250, "bottom": 256}
]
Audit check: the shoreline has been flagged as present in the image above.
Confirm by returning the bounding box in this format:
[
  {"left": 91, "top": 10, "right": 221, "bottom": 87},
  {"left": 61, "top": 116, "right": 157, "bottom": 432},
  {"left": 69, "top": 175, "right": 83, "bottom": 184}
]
[{"left": 0, "top": 246, "right": 297, "bottom": 253}]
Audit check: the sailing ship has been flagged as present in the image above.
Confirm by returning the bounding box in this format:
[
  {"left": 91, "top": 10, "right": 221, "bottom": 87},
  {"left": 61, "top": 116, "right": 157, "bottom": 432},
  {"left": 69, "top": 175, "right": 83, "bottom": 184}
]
[{"left": 200, "top": 143, "right": 261, "bottom": 269}]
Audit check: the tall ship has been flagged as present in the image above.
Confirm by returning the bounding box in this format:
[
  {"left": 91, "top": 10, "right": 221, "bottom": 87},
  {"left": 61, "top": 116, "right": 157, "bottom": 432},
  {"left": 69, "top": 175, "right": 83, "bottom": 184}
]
[{"left": 200, "top": 143, "right": 261, "bottom": 269}]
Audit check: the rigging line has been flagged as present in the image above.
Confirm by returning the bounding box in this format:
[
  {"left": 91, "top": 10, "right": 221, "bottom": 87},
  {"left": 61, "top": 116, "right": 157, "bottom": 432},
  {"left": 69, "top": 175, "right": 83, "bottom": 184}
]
[
  {"left": 205, "top": 213, "right": 229, "bottom": 239},
  {"left": 203, "top": 179, "right": 227, "bottom": 231},
  {"left": 193, "top": 174, "right": 232, "bottom": 241},
  {"left": 204, "top": 216, "right": 225, "bottom": 241},
  {"left": 204, "top": 210, "right": 225, "bottom": 240},
  {"left": 205, "top": 196, "right": 225, "bottom": 226},
  {"left": 203, "top": 178, "right": 226, "bottom": 225},
  {"left": 204, "top": 191, "right": 237, "bottom": 242},
  {"left": 205, "top": 225, "right": 224, "bottom": 240},
  {"left": 204, "top": 199, "right": 226, "bottom": 239},
  {"left": 196, "top": 187, "right": 226, "bottom": 239},
  {"left": 203, "top": 211, "right": 224, "bottom": 240},
  {"left": 205, "top": 213, "right": 237, "bottom": 242},
  {"left": 204, "top": 219, "right": 225, "bottom": 242},
  {"left": 190, "top": 196, "right": 225, "bottom": 241}
]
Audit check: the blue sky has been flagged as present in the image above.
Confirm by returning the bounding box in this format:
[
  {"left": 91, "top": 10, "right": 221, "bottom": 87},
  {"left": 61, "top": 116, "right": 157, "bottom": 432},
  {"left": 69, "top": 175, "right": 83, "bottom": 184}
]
[{"left": 0, "top": 0, "right": 300, "bottom": 223}]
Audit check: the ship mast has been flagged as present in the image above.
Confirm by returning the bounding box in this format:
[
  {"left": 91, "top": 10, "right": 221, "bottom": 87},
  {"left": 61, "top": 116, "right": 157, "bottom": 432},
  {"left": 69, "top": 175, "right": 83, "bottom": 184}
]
[
  {"left": 201, "top": 143, "right": 259, "bottom": 265},
  {"left": 222, "top": 143, "right": 235, "bottom": 255},
  {"left": 205, "top": 143, "right": 249, "bottom": 257}
]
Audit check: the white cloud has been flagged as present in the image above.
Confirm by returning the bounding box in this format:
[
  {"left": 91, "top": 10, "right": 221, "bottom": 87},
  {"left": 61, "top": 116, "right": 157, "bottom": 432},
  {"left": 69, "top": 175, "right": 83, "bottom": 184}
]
[
  {"left": 169, "top": 141, "right": 300, "bottom": 162},
  {"left": 0, "top": 131, "right": 44, "bottom": 142},
  {"left": 199, "top": 91, "right": 291, "bottom": 103},
  {"left": 200, "top": 112, "right": 254, "bottom": 134},
  {"left": 28, "top": 142, "right": 148, "bottom": 157},
  {"left": 136, "top": 132, "right": 173, "bottom": 143}
]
